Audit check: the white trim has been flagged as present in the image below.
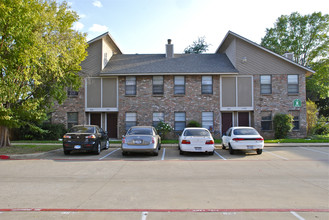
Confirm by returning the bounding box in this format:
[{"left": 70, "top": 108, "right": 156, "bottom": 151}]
[
  {"left": 100, "top": 72, "right": 238, "bottom": 76},
  {"left": 86, "top": 107, "right": 118, "bottom": 112}
]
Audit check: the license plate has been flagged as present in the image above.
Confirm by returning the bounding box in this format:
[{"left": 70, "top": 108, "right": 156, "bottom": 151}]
[
  {"left": 134, "top": 140, "right": 142, "bottom": 144},
  {"left": 194, "top": 147, "right": 202, "bottom": 150},
  {"left": 74, "top": 145, "right": 81, "bottom": 149},
  {"left": 247, "top": 146, "right": 254, "bottom": 149}
]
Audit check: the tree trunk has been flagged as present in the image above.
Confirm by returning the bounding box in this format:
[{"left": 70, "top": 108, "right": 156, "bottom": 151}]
[{"left": 0, "top": 126, "right": 11, "bottom": 147}]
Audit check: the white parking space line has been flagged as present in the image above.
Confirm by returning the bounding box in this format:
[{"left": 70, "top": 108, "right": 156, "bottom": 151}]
[
  {"left": 99, "top": 148, "right": 120, "bottom": 160},
  {"left": 290, "top": 211, "right": 305, "bottom": 220},
  {"left": 141, "top": 212, "right": 148, "bottom": 220},
  {"left": 214, "top": 151, "right": 227, "bottom": 160},
  {"left": 161, "top": 148, "right": 166, "bottom": 161},
  {"left": 300, "top": 147, "right": 329, "bottom": 156},
  {"left": 263, "top": 150, "right": 288, "bottom": 160}
]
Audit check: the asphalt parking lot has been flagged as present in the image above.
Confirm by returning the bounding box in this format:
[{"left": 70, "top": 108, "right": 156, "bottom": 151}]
[{"left": 0, "top": 145, "right": 328, "bottom": 219}]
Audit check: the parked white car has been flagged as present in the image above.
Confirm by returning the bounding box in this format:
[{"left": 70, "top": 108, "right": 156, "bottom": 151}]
[
  {"left": 179, "top": 128, "right": 215, "bottom": 155},
  {"left": 222, "top": 127, "right": 264, "bottom": 155}
]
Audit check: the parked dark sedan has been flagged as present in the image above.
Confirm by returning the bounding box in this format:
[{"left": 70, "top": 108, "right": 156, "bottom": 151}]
[{"left": 63, "top": 125, "right": 109, "bottom": 155}]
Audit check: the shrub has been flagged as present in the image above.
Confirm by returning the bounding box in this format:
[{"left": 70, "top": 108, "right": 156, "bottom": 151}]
[
  {"left": 155, "top": 121, "right": 173, "bottom": 139},
  {"left": 273, "top": 113, "right": 294, "bottom": 139},
  {"left": 187, "top": 120, "right": 201, "bottom": 127},
  {"left": 306, "top": 100, "right": 318, "bottom": 135},
  {"left": 12, "top": 123, "right": 67, "bottom": 140},
  {"left": 314, "top": 116, "right": 329, "bottom": 135}
]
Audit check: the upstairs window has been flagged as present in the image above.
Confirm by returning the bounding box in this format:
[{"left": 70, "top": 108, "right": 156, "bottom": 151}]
[
  {"left": 174, "top": 76, "right": 185, "bottom": 95},
  {"left": 153, "top": 76, "right": 164, "bottom": 95},
  {"left": 288, "top": 75, "right": 299, "bottom": 94},
  {"left": 260, "top": 75, "right": 272, "bottom": 94},
  {"left": 202, "top": 76, "right": 213, "bottom": 94},
  {"left": 125, "top": 76, "right": 136, "bottom": 95}
]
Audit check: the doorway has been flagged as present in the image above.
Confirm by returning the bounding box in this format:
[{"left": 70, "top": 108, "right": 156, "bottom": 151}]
[
  {"left": 221, "top": 112, "right": 232, "bottom": 135},
  {"left": 107, "top": 113, "right": 118, "bottom": 138}
]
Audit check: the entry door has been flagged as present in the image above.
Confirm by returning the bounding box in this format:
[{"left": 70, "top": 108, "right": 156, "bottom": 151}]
[
  {"left": 238, "top": 112, "right": 249, "bottom": 126},
  {"left": 221, "top": 113, "right": 232, "bottom": 135},
  {"left": 90, "top": 113, "right": 101, "bottom": 128},
  {"left": 107, "top": 113, "right": 118, "bottom": 138}
]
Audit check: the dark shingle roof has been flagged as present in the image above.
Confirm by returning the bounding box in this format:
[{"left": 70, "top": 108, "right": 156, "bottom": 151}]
[{"left": 101, "top": 53, "right": 238, "bottom": 75}]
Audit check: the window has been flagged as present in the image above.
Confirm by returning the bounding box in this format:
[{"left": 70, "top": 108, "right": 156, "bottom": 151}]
[
  {"left": 125, "top": 112, "right": 137, "bottom": 131},
  {"left": 260, "top": 75, "right": 272, "bottom": 94},
  {"left": 261, "top": 111, "right": 272, "bottom": 131},
  {"left": 67, "top": 112, "right": 78, "bottom": 129},
  {"left": 125, "top": 76, "right": 136, "bottom": 95},
  {"left": 174, "top": 76, "right": 185, "bottom": 95},
  {"left": 288, "top": 75, "right": 299, "bottom": 94},
  {"left": 290, "top": 111, "right": 300, "bottom": 130},
  {"left": 202, "top": 112, "right": 214, "bottom": 131},
  {"left": 202, "top": 76, "right": 213, "bottom": 94},
  {"left": 175, "top": 112, "right": 186, "bottom": 131},
  {"left": 153, "top": 112, "right": 164, "bottom": 127},
  {"left": 67, "top": 87, "right": 79, "bottom": 97},
  {"left": 153, "top": 76, "right": 164, "bottom": 95}
]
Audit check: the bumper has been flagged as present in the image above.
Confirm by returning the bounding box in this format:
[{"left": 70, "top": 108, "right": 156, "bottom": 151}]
[
  {"left": 180, "top": 144, "right": 215, "bottom": 152},
  {"left": 230, "top": 142, "right": 264, "bottom": 150},
  {"left": 63, "top": 142, "right": 97, "bottom": 151},
  {"left": 121, "top": 144, "right": 157, "bottom": 153}
]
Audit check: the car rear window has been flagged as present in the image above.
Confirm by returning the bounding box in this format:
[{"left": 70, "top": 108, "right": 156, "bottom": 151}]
[
  {"left": 233, "top": 128, "right": 258, "bottom": 135},
  {"left": 128, "top": 128, "right": 152, "bottom": 135},
  {"left": 184, "top": 129, "right": 210, "bottom": 137},
  {"left": 69, "top": 126, "right": 95, "bottom": 133}
]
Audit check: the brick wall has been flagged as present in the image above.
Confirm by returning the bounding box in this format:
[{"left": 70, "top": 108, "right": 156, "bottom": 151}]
[{"left": 118, "top": 75, "right": 221, "bottom": 138}]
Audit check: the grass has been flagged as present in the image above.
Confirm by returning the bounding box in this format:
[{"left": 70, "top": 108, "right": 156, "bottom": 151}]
[{"left": 0, "top": 145, "right": 62, "bottom": 154}]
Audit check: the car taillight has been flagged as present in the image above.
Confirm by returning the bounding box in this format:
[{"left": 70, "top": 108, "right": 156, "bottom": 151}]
[
  {"left": 152, "top": 137, "right": 155, "bottom": 144},
  {"left": 256, "top": 138, "right": 264, "bottom": 141},
  {"left": 63, "top": 135, "right": 71, "bottom": 139},
  {"left": 233, "top": 138, "right": 245, "bottom": 141},
  {"left": 205, "top": 140, "right": 214, "bottom": 144},
  {"left": 86, "top": 135, "right": 96, "bottom": 139},
  {"left": 122, "top": 137, "right": 126, "bottom": 144},
  {"left": 182, "top": 140, "right": 191, "bottom": 144}
]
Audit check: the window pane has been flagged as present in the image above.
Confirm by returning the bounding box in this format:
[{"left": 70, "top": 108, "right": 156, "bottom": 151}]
[
  {"left": 126, "top": 76, "right": 136, "bottom": 85},
  {"left": 174, "top": 76, "right": 184, "bottom": 85},
  {"left": 153, "top": 85, "right": 164, "bottom": 94},
  {"left": 260, "top": 75, "right": 271, "bottom": 84},
  {"left": 202, "top": 85, "right": 213, "bottom": 94},
  {"left": 175, "top": 112, "right": 185, "bottom": 131},
  {"left": 261, "top": 111, "right": 272, "bottom": 130},
  {"left": 202, "top": 76, "right": 212, "bottom": 85},
  {"left": 153, "top": 112, "right": 164, "bottom": 122},
  {"left": 153, "top": 76, "right": 163, "bottom": 85},
  {"left": 261, "top": 84, "right": 271, "bottom": 94},
  {"left": 288, "top": 75, "right": 298, "bottom": 84},
  {"left": 288, "top": 84, "right": 298, "bottom": 93},
  {"left": 175, "top": 85, "right": 185, "bottom": 94},
  {"left": 126, "top": 113, "right": 136, "bottom": 121},
  {"left": 175, "top": 122, "right": 185, "bottom": 131},
  {"left": 175, "top": 112, "right": 185, "bottom": 121}
]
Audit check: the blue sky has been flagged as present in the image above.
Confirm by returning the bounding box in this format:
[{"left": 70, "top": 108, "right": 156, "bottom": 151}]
[{"left": 61, "top": 0, "right": 329, "bottom": 54}]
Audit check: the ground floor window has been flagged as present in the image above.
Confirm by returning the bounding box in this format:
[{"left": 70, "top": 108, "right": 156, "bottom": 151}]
[
  {"left": 175, "top": 112, "right": 186, "bottom": 131},
  {"left": 67, "top": 112, "right": 78, "bottom": 129},
  {"left": 153, "top": 112, "right": 164, "bottom": 128},
  {"left": 125, "top": 112, "right": 137, "bottom": 131},
  {"left": 289, "top": 110, "right": 300, "bottom": 130},
  {"left": 202, "top": 112, "right": 213, "bottom": 131},
  {"left": 261, "top": 111, "right": 272, "bottom": 131}
]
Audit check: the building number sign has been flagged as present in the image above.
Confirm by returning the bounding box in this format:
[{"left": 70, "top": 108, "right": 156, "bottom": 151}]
[{"left": 293, "top": 99, "right": 302, "bottom": 108}]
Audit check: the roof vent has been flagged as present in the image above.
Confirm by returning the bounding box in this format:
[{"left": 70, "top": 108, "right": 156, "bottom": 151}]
[
  {"left": 283, "top": 52, "right": 294, "bottom": 61},
  {"left": 166, "top": 39, "right": 174, "bottom": 58}
]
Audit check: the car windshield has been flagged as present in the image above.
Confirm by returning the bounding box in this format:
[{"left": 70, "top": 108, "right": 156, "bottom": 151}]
[
  {"left": 127, "top": 128, "right": 152, "bottom": 135},
  {"left": 69, "top": 126, "right": 95, "bottom": 133},
  {"left": 184, "top": 129, "right": 210, "bottom": 137},
  {"left": 233, "top": 128, "right": 258, "bottom": 135}
]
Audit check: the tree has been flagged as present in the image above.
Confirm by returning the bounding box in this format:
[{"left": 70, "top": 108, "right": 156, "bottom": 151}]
[
  {"left": 184, "top": 37, "right": 210, "bottom": 54},
  {"left": 306, "top": 100, "right": 318, "bottom": 135},
  {"left": 273, "top": 114, "right": 294, "bottom": 139},
  {"left": 0, "top": 0, "right": 88, "bottom": 147},
  {"left": 261, "top": 12, "right": 329, "bottom": 114}
]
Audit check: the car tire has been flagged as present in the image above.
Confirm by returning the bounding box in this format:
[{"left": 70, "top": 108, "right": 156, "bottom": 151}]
[
  {"left": 179, "top": 149, "right": 184, "bottom": 155},
  {"left": 105, "top": 140, "right": 110, "bottom": 149},
  {"left": 64, "top": 150, "right": 71, "bottom": 155},
  {"left": 208, "top": 151, "right": 214, "bottom": 155},
  {"left": 94, "top": 143, "right": 101, "bottom": 155},
  {"left": 229, "top": 145, "right": 234, "bottom": 155},
  {"left": 257, "top": 149, "right": 263, "bottom": 155},
  {"left": 222, "top": 144, "right": 226, "bottom": 150},
  {"left": 122, "top": 151, "right": 128, "bottom": 156}
]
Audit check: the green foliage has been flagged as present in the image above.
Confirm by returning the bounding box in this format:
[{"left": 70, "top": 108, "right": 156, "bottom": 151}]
[
  {"left": 306, "top": 100, "right": 318, "bottom": 135},
  {"left": 187, "top": 120, "right": 201, "bottom": 127},
  {"left": 313, "top": 116, "right": 329, "bottom": 135},
  {"left": 0, "top": 0, "right": 88, "bottom": 145},
  {"left": 261, "top": 12, "right": 329, "bottom": 101},
  {"left": 273, "top": 114, "right": 294, "bottom": 139},
  {"left": 184, "top": 37, "right": 210, "bottom": 54},
  {"left": 155, "top": 121, "right": 173, "bottom": 139},
  {"left": 13, "top": 123, "right": 67, "bottom": 140}
]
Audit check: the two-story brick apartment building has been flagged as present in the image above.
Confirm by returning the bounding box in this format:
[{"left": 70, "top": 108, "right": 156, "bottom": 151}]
[{"left": 52, "top": 31, "right": 314, "bottom": 139}]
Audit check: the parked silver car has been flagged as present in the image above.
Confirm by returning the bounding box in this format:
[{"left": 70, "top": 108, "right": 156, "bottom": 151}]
[{"left": 121, "top": 126, "right": 161, "bottom": 156}]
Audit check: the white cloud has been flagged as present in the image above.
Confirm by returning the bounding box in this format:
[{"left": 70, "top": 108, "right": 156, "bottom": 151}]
[
  {"left": 73, "top": 22, "right": 84, "bottom": 31},
  {"left": 78, "top": 13, "right": 86, "bottom": 19},
  {"left": 89, "top": 24, "right": 108, "bottom": 33},
  {"left": 92, "top": 0, "right": 103, "bottom": 8}
]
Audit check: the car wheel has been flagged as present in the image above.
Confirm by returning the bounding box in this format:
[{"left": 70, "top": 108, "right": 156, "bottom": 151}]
[
  {"left": 105, "top": 140, "right": 110, "bottom": 149},
  {"left": 64, "top": 150, "right": 71, "bottom": 155},
  {"left": 94, "top": 143, "right": 101, "bottom": 155},
  {"left": 222, "top": 143, "right": 226, "bottom": 150},
  {"left": 229, "top": 145, "right": 234, "bottom": 155},
  {"left": 257, "top": 149, "right": 263, "bottom": 155},
  {"left": 208, "top": 151, "right": 214, "bottom": 155},
  {"left": 179, "top": 149, "right": 184, "bottom": 155},
  {"left": 122, "top": 151, "right": 128, "bottom": 156}
]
